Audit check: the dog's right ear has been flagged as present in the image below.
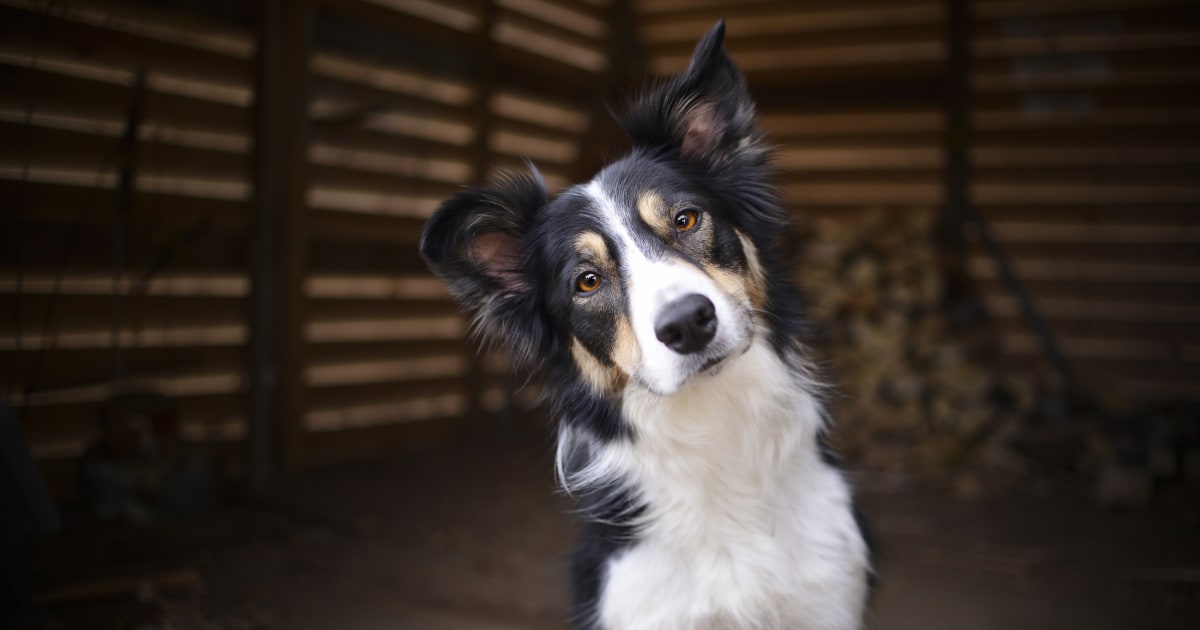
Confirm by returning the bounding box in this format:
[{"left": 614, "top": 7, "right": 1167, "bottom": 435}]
[{"left": 420, "top": 170, "right": 547, "bottom": 362}]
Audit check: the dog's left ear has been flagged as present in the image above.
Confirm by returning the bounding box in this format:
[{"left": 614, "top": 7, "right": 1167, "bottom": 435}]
[
  {"left": 420, "top": 169, "right": 550, "bottom": 367},
  {"left": 619, "top": 20, "right": 762, "bottom": 168}
]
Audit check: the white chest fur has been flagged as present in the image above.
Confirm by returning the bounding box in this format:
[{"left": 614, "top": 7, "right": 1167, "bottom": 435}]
[{"left": 593, "top": 340, "right": 869, "bottom": 630}]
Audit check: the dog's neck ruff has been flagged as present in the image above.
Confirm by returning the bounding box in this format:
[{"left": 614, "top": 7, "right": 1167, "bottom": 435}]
[{"left": 560, "top": 339, "right": 868, "bottom": 629}]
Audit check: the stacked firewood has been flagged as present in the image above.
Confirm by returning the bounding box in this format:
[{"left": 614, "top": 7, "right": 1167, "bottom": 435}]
[{"left": 797, "top": 209, "right": 1039, "bottom": 484}]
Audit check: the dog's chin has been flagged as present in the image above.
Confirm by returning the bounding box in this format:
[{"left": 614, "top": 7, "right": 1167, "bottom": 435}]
[{"left": 634, "top": 340, "right": 749, "bottom": 396}]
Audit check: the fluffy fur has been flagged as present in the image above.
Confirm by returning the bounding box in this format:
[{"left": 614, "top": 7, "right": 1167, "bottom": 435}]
[{"left": 421, "top": 21, "right": 872, "bottom": 630}]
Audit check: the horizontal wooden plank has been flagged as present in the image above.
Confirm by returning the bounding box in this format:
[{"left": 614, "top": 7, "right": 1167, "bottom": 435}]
[
  {"left": 0, "top": 4, "right": 252, "bottom": 86},
  {"left": 1, "top": 294, "right": 245, "bottom": 337},
  {"left": 493, "top": 12, "right": 607, "bottom": 73},
  {"left": 306, "top": 339, "right": 469, "bottom": 364},
  {"left": 306, "top": 376, "right": 469, "bottom": 412},
  {"left": 2, "top": 344, "right": 248, "bottom": 392},
  {"left": 974, "top": 164, "right": 1200, "bottom": 186},
  {"left": 319, "top": 0, "right": 601, "bottom": 93},
  {"left": 973, "top": 182, "right": 1200, "bottom": 204},
  {"left": 308, "top": 163, "right": 460, "bottom": 197},
  {"left": 976, "top": 0, "right": 1200, "bottom": 21},
  {"left": 968, "top": 255, "right": 1200, "bottom": 283},
  {"left": 975, "top": 68, "right": 1200, "bottom": 94},
  {"left": 1000, "top": 330, "right": 1183, "bottom": 361},
  {"left": 782, "top": 170, "right": 943, "bottom": 187},
  {"left": 311, "top": 49, "right": 475, "bottom": 107},
  {"left": 775, "top": 147, "right": 942, "bottom": 170},
  {"left": 0, "top": 178, "right": 249, "bottom": 227},
  {"left": 973, "top": 146, "right": 1200, "bottom": 167},
  {"left": 309, "top": 238, "right": 429, "bottom": 274},
  {"left": 0, "top": 120, "right": 249, "bottom": 181},
  {"left": 497, "top": 0, "right": 608, "bottom": 40},
  {"left": 1, "top": 321, "right": 246, "bottom": 353},
  {"left": 990, "top": 241, "right": 1200, "bottom": 265},
  {"left": 976, "top": 3, "right": 1200, "bottom": 37},
  {"left": 305, "top": 314, "right": 467, "bottom": 343},
  {"left": 974, "top": 30, "right": 1200, "bottom": 58},
  {"left": 1, "top": 218, "right": 249, "bottom": 273},
  {"left": 972, "top": 277, "right": 1200, "bottom": 306},
  {"left": 761, "top": 110, "right": 942, "bottom": 136},
  {"left": 651, "top": 23, "right": 943, "bottom": 60},
  {"left": 636, "top": 0, "right": 936, "bottom": 19},
  {"left": 306, "top": 274, "right": 447, "bottom": 299},
  {"left": 781, "top": 180, "right": 941, "bottom": 206},
  {"left": 306, "top": 353, "right": 467, "bottom": 388},
  {"left": 651, "top": 38, "right": 944, "bottom": 74},
  {"left": 975, "top": 203, "right": 1199, "bottom": 224},
  {"left": 309, "top": 120, "right": 475, "bottom": 164},
  {"left": 751, "top": 74, "right": 946, "bottom": 110},
  {"left": 308, "top": 143, "right": 472, "bottom": 186},
  {"left": 309, "top": 208, "right": 427, "bottom": 241},
  {"left": 640, "top": 2, "right": 941, "bottom": 44},
  {"left": 306, "top": 298, "right": 460, "bottom": 320},
  {"left": 0, "top": 61, "right": 250, "bottom": 133},
  {"left": 973, "top": 107, "right": 1200, "bottom": 132},
  {"left": 973, "top": 86, "right": 1200, "bottom": 112},
  {"left": 311, "top": 72, "right": 474, "bottom": 127},
  {"left": 986, "top": 295, "right": 1200, "bottom": 327}
]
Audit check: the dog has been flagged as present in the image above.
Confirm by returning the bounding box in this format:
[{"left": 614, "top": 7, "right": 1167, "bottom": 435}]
[{"left": 420, "top": 20, "right": 872, "bottom": 630}]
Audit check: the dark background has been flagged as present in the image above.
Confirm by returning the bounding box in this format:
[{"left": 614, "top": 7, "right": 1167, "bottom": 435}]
[{"left": 2, "top": 0, "right": 1198, "bottom": 628}]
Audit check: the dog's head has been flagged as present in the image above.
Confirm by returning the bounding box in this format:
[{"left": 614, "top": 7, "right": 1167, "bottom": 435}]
[{"left": 422, "top": 21, "right": 788, "bottom": 396}]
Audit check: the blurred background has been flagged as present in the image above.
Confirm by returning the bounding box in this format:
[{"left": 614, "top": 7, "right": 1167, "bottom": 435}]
[{"left": 1, "top": 0, "right": 1198, "bottom": 628}]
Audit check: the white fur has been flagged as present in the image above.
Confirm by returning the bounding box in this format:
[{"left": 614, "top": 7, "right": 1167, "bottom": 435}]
[{"left": 581, "top": 340, "right": 869, "bottom": 630}]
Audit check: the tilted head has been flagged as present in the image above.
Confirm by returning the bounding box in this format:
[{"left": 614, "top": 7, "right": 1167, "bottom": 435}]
[{"left": 421, "top": 21, "right": 799, "bottom": 401}]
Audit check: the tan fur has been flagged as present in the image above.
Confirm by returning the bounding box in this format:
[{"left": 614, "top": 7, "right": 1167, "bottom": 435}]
[
  {"left": 571, "top": 330, "right": 634, "bottom": 394},
  {"left": 575, "top": 231, "right": 611, "bottom": 264},
  {"left": 735, "top": 230, "right": 768, "bottom": 311},
  {"left": 637, "top": 192, "right": 672, "bottom": 239},
  {"left": 571, "top": 337, "right": 617, "bottom": 393}
]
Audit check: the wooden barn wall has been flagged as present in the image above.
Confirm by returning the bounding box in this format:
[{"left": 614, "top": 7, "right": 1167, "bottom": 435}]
[
  {"left": 635, "top": 0, "right": 1200, "bottom": 407},
  {"left": 3, "top": 0, "right": 1198, "bottom": 497},
  {"left": 0, "top": 0, "right": 618, "bottom": 496}
]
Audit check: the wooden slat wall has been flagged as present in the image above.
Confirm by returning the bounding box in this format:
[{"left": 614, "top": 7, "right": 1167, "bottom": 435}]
[
  {"left": 302, "top": 0, "right": 608, "bottom": 465},
  {"left": 636, "top": 0, "right": 1200, "bottom": 405},
  {"left": 1, "top": 0, "right": 256, "bottom": 492},
  {"left": 970, "top": 0, "right": 1200, "bottom": 403},
  {"left": 636, "top": 0, "right": 948, "bottom": 212},
  {"left": 2, "top": 0, "right": 614, "bottom": 489}
]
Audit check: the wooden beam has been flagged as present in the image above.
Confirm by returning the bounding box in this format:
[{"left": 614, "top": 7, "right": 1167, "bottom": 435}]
[{"left": 249, "top": 0, "right": 313, "bottom": 485}]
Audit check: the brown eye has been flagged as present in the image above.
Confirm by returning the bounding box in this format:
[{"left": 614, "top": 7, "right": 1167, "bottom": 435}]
[
  {"left": 576, "top": 271, "right": 602, "bottom": 294},
  {"left": 674, "top": 209, "right": 699, "bottom": 232}
]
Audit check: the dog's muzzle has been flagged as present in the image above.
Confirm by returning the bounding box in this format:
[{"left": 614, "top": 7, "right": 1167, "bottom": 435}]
[{"left": 654, "top": 293, "right": 717, "bottom": 355}]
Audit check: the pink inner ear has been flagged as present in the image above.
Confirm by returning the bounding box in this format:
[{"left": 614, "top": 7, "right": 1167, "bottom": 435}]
[
  {"left": 681, "top": 102, "right": 724, "bottom": 161},
  {"left": 470, "top": 231, "right": 526, "bottom": 291}
]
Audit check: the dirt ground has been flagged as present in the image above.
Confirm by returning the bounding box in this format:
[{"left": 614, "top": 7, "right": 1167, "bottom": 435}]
[{"left": 20, "top": 429, "right": 1200, "bottom": 629}]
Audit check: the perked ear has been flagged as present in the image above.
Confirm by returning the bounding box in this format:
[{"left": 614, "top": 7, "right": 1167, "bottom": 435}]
[
  {"left": 619, "top": 20, "right": 762, "bottom": 168},
  {"left": 420, "top": 169, "right": 548, "bottom": 365}
]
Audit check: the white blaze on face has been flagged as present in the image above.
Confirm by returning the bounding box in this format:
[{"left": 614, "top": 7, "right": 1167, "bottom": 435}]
[{"left": 583, "top": 180, "right": 749, "bottom": 395}]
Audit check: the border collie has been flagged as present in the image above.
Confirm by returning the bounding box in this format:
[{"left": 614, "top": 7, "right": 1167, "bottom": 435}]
[{"left": 421, "top": 21, "right": 871, "bottom": 630}]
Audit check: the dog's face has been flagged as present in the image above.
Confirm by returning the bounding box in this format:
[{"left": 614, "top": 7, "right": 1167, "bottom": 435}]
[
  {"left": 422, "top": 21, "right": 783, "bottom": 397},
  {"left": 532, "top": 158, "right": 767, "bottom": 395}
]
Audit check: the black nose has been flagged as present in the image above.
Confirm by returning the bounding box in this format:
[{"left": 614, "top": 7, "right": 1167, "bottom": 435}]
[{"left": 654, "top": 294, "right": 717, "bottom": 355}]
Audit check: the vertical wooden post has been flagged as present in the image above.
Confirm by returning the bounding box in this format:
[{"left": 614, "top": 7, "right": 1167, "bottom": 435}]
[
  {"left": 250, "top": 0, "right": 312, "bottom": 486},
  {"left": 940, "top": 0, "right": 1077, "bottom": 392},
  {"left": 463, "top": 0, "right": 499, "bottom": 424}
]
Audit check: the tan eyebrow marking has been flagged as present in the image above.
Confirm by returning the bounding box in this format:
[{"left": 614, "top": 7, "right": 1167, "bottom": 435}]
[
  {"left": 637, "top": 191, "right": 672, "bottom": 239},
  {"left": 575, "top": 231, "right": 610, "bottom": 264}
]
